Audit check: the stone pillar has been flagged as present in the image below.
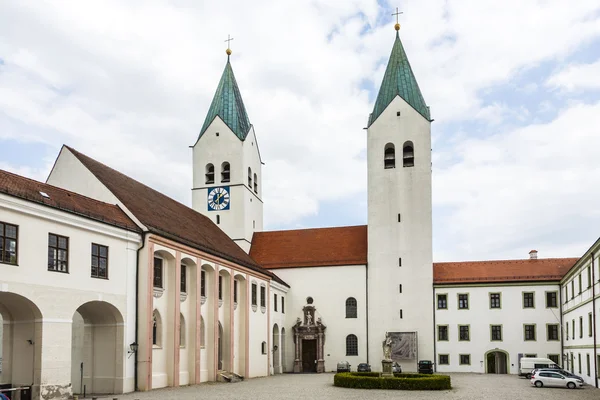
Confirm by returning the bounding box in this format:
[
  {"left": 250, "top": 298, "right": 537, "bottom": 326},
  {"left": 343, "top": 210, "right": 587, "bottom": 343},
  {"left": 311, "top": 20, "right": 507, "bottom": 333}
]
[
  {"left": 293, "top": 336, "right": 302, "bottom": 373},
  {"left": 229, "top": 273, "right": 234, "bottom": 373},
  {"left": 194, "top": 259, "right": 202, "bottom": 384},
  {"left": 173, "top": 252, "right": 181, "bottom": 387},
  {"left": 317, "top": 332, "right": 325, "bottom": 373},
  {"left": 213, "top": 266, "right": 219, "bottom": 377},
  {"left": 39, "top": 320, "right": 72, "bottom": 399}
]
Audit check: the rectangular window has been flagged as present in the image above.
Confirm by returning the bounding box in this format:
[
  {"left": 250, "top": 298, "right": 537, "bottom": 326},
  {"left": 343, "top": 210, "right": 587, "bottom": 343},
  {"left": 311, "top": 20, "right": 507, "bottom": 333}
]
[
  {"left": 578, "top": 353, "right": 582, "bottom": 374},
  {"left": 180, "top": 264, "right": 187, "bottom": 293},
  {"left": 48, "top": 233, "right": 69, "bottom": 273},
  {"left": 282, "top": 297, "right": 285, "bottom": 314},
  {"left": 548, "top": 354, "right": 560, "bottom": 364},
  {"left": 459, "top": 354, "right": 470, "bottom": 365},
  {"left": 566, "top": 323, "right": 569, "bottom": 340},
  {"left": 588, "top": 266, "right": 592, "bottom": 288},
  {"left": 571, "top": 280, "right": 574, "bottom": 299},
  {"left": 218, "top": 275, "right": 223, "bottom": 301},
  {"left": 565, "top": 286, "right": 568, "bottom": 303},
  {"left": 489, "top": 293, "right": 501, "bottom": 309},
  {"left": 200, "top": 270, "right": 206, "bottom": 297},
  {"left": 589, "top": 313, "right": 593, "bottom": 337},
  {"left": 459, "top": 325, "right": 470, "bottom": 341},
  {"left": 523, "top": 292, "right": 534, "bottom": 308},
  {"left": 274, "top": 294, "right": 278, "bottom": 312},
  {"left": 545, "top": 291, "right": 557, "bottom": 308},
  {"left": 524, "top": 353, "right": 537, "bottom": 358},
  {"left": 437, "top": 325, "right": 448, "bottom": 341},
  {"left": 579, "top": 316, "right": 583, "bottom": 338},
  {"left": 0, "top": 222, "right": 18, "bottom": 265},
  {"left": 458, "top": 294, "right": 469, "bottom": 309},
  {"left": 153, "top": 257, "right": 163, "bottom": 288},
  {"left": 234, "top": 280, "right": 238, "bottom": 303},
  {"left": 547, "top": 324, "right": 559, "bottom": 341},
  {"left": 587, "top": 354, "right": 590, "bottom": 376},
  {"left": 437, "top": 294, "right": 447, "bottom": 309},
  {"left": 91, "top": 243, "right": 108, "bottom": 279},
  {"left": 251, "top": 283, "right": 257, "bottom": 306},
  {"left": 578, "top": 274, "right": 582, "bottom": 294},
  {"left": 260, "top": 285, "right": 266, "bottom": 308},
  {"left": 439, "top": 354, "right": 449, "bottom": 365},
  {"left": 491, "top": 325, "right": 502, "bottom": 341},
  {"left": 572, "top": 319, "right": 575, "bottom": 339},
  {"left": 524, "top": 324, "right": 536, "bottom": 341},
  {"left": 399, "top": 284, "right": 402, "bottom": 293}
]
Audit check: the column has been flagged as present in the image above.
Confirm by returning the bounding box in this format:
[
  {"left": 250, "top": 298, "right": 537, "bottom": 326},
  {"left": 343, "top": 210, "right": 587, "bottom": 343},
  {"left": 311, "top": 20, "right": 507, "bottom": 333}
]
[
  {"left": 194, "top": 258, "right": 202, "bottom": 384},
  {"left": 229, "top": 273, "right": 234, "bottom": 373},
  {"left": 173, "top": 252, "right": 181, "bottom": 387},
  {"left": 38, "top": 320, "right": 71, "bottom": 399},
  {"left": 213, "top": 266, "right": 219, "bottom": 377},
  {"left": 142, "top": 243, "right": 155, "bottom": 390},
  {"left": 245, "top": 275, "right": 250, "bottom": 378}
]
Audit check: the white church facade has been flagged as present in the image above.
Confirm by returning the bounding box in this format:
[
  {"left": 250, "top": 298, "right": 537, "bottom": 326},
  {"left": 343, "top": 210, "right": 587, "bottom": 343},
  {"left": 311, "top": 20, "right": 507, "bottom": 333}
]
[{"left": 0, "top": 24, "right": 598, "bottom": 400}]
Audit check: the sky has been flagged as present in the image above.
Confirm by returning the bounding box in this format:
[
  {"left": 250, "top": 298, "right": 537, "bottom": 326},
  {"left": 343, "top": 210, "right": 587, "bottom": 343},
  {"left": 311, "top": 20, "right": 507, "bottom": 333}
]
[{"left": 1, "top": 0, "right": 600, "bottom": 262}]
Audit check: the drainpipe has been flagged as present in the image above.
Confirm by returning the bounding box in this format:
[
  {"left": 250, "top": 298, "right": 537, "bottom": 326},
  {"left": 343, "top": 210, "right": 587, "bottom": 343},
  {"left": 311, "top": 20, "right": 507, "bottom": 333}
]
[
  {"left": 433, "top": 285, "right": 437, "bottom": 373},
  {"left": 134, "top": 231, "right": 148, "bottom": 392},
  {"left": 365, "top": 264, "right": 369, "bottom": 365},
  {"left": 591, "top": 252, "right": 598, "bottom": 388}
]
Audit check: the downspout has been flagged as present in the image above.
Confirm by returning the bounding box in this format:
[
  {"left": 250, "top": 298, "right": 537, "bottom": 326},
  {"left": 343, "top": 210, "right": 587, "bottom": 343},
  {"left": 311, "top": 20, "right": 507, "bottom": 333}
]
[
  {"left": 365, "top": 263, "right": 369, "bottom": 365},
  {"left": 134, "top": 231, "right": 148, "bottom": 391},
  {"left": 591, "top": 252, "right": 598, "bottom": 388},
  {"left": 433, "top": 285, "right": 437, "bottom": 372}
]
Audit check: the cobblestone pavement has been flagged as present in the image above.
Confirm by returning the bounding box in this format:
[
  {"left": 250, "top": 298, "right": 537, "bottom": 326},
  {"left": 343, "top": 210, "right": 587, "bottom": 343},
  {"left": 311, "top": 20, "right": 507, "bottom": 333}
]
[{"left": 115, "top": 373, "right": 598, "bottom": 400}]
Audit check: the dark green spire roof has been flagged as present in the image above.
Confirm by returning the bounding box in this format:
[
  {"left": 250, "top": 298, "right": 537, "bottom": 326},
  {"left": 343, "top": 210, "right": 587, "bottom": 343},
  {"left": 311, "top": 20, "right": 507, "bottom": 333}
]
[
  {"left": 368, "top": 32, "right": 430, "bottom": 126},
  {"left": 198, "top": 57, "right": 251, "bottom": 141}
]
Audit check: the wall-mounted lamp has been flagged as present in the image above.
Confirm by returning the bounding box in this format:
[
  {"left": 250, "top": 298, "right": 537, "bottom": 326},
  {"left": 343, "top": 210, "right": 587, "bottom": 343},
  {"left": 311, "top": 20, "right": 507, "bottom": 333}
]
[
  {"left": 272, "top": 345, "right": 278, "bottom": 352},
  {"left": 27, "top": 339, "right": 34, "bottom": 345},
  {"left": 127, "top": 342, "right": 138, "bottom": 359}
]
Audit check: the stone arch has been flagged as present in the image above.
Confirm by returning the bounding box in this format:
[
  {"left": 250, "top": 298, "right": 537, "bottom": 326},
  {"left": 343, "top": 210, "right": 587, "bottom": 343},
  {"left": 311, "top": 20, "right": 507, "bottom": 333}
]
[
  {"left": 272, "top": 324, "right": 280, "bottom": 374},
  {"left": 484, "top": 349, "right": 509, "bottom": 374},
  {"left": 71, "top": 301, "right": 124, "bottom": 395}
]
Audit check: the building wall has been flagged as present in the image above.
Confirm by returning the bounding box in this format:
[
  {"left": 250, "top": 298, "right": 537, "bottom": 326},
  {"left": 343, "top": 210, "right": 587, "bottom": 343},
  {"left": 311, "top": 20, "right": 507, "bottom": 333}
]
[
  {"left": 272, "top": 265, "right": 368, "bottom": 372},
  {"left": 367, "top": 95, "right": 434, "bottom": 372},
  {"left": 269, "top": 282, "right": 289, "bottom": 375},
  {"left": 434, "top": 284, "right": 563, "bottom": 375}
]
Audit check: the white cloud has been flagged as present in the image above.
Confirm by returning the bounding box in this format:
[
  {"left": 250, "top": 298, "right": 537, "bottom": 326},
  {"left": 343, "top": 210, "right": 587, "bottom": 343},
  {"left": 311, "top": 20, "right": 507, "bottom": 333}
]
[{"left": 546, "top": 59, "right": 600, "bottom": 91}]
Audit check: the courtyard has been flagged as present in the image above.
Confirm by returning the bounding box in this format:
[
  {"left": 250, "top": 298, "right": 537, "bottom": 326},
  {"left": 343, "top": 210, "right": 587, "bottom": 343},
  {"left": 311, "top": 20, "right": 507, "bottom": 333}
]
[{"left": 116, "top": 373, "right": 599, "bottom": 400}]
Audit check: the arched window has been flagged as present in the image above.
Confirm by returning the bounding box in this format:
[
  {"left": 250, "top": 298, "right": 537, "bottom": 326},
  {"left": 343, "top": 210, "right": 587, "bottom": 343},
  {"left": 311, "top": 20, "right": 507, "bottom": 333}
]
[
  {"left": 346, "top": 297, "right": 357, "bottom": 318},
  {"left": 221, "top": 162, "right": 230, "bottom": 183},
  {"left": 179, "top": 314, "right": 186, "bottom": 347},
  {"left": 152, "top": 310, "right": 162, "bottom": 347},
  {"left": 200, "top": 316, "right": 205, "bottom": 348},
  {"left": 403, "top": 141, "right": 414, "bottom": 167},
  {"left": 384, "top": 143, "right": 395, "bottom": 169},
  {"left": 346, "top": 334, "right": 358, "bottom": 356},
  {"left": 248, "top": 167, "right": 252, "bottom": 187},
  {"left": 205, "top": 163, "right": 215, "bottom": 184},
  {"left": 261, "top": 341, "right": 267, "bottom": 354},
  {"left": 253, "top": 173, "right": 258, "bottom": 193}
]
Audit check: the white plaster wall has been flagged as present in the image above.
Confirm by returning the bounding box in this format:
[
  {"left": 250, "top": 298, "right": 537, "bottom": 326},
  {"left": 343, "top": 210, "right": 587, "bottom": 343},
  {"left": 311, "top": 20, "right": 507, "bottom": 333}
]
[
  {"left": 367, "top": 95, "right": 434, "bottom": 372},
  {"left": 272, "top": 265, "right": 368, "bottom": 372},
  {"left": 247, "top": 276, "right": 269, "bottom": 377},
  {"left": 435, "top": 284, "right": 563, "bottom": 374},
  {"left": 269, "top": 283, "right": 289, "bottom": 374}
]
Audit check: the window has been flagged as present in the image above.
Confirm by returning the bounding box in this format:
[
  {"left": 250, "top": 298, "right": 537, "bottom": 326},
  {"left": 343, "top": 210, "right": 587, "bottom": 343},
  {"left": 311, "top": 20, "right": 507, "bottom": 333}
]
[
  {"left": 578, "top": 353, "right": 582, "bottom": 374},
  {"left": 399, "top": 284, "right": 402, "bottom": 293},
  {"left": 546, "top": 291, "right": 557, "bottom": 308},
  {"left": 91, "top": 243, "right": 108, "bottom": 279},
  {"left": 437, "top": 294, "right": 447, "bottom": 309},
  {"left": 524, "top": 353, "right": 537, "bottom": 358},
  {"left": 274, "top": 294, "right": 278, "bottom": 312},
  {"left": 282, "top": 297, "right": 285, "bottom": 313},
  {"left": 179, "top": 314, "right": 186, "bottom": 347},
  {"left": 572, "top": 319, "right": 575, "bottom": 339},
  {"left": 345, "top": 297, "right": 357, "bottom": 318},
  {"left": 260, "top": 285, "right": 266, "bottom": 308},
  {"left": 251, "top": 283, "right": 257, "bottom": 306},
  {"left": 459, "top": 325, "right": 470, "bottom": 341},
  {"left": 234, "top": 280, "right": 238, "bottom": 303},
  {"left": 458, "top": 294, "right": 469, "bottom": 309},
  {"left": 261, "top": 341, "right": 267, "bottom": 355},
  {"left": 459, "top": 354, "right": 470, "bottom": 365},
  {"left": 491, "top": 325, "right": 502, "bottom": 341},
  {"left": 566, "top": 323, "right": 569, "bottom": 340},
  {"left": 153, "top": 257, "right": 163, "bottom": 288},
  {"left": 589, "top": 313, "right": 593, "bottom": 337},
  {"left": 218, "top": 275, "right": 223, "bottom": 301},
  {"left": 548, "top": 354, "right": 560, "bottom": 364},
  {"left": 565, "top": 286, "right": 568, "bottom": 303},
  {"left": 216, "top": 215, "right": 220, "bottom": 224},
  {"left": 439, "top": 354, "right": 449, "bottom": 365},
  {"left": 523, "top": 292, "right": 534, "bottom": 308},
  {"left": 547, "top": 324, "right": 559, "bottom": 341},
  {"left": 180, "top": 264, "right": 187, "bottom": 293},
  {"left": 578, "top": 274, "right": 582, "bottom": 294},
  {"left": 248, "top": 167, "right": 252, "bottom": 187},
  {"left": 403, "top": 141, "right": 414, "bottom": 167},
  {"left": 489, "top": 293, "right": 501, "bottom": 309},
  {"left": 205, "top": 163, "right": 215, "bottom": 184},
  {"left": 384, "top": 143, "right": 395, "bottom": 169},
  {"left": 588, "top": 266, "right": 592, "bottom": 288},
  {"left": 437, "top": 325, "right": 448, "bottom": 341},
  {"left": 524, "top": 324, "right": 536, "bottom": 341},
  {"left": 254, "top": 173, "right": 258, "bottom": 193},
  {"left": 0, "top": 222, "right": 18, "bottom": 265},
  {"left": 346, "top": 334, "right": 358, "bottom": 356},
  {"left": 571, "top": 280, "right": 574, "bottom": 299},
  {"left": 579, "top": 316, "right": 583, "bottom": 338},
  {"left": 152, "top": 310, "right": 161, "bottom": 346},
  {"left": 587, "top": 354, "right": 590, "bottom": 376},
  {"left": 201, "top": 270, "right": 206, "bottom": 297},
  {"left": 221, "top": 162, "right": 230, "bottom": 183},
  {"left": 48, "top": 233, "right": 69, "bottom": 272}
]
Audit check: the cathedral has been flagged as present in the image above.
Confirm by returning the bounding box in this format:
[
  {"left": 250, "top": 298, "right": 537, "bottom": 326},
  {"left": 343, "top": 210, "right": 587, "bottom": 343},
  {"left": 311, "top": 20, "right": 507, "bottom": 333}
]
[{"left": 0, "top": 22, "right": 598, "bottom": 400}]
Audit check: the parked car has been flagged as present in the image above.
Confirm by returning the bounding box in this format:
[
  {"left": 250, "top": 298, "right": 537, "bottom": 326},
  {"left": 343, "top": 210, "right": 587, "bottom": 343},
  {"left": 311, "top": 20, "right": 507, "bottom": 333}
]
[
  {"left": 357, "top": 363, "right": 371, "bottom": 372},
  {"left": 392, "top": 362, "right": 402, "bottom": 373},
  {"left": 336, "top": 361, "right": 351, "bottom": 373},
  {"left": 519, "top": 357, "right": 559, "bottom": 378},
  {"left": 418, "top": 360, "right": 434, "bottom": 374},
  {"left": 531, "top": 370, "right": 582, "bottom": 389},
  {"left": 531, "top": 368, "right": 583, "bottom": 383}
]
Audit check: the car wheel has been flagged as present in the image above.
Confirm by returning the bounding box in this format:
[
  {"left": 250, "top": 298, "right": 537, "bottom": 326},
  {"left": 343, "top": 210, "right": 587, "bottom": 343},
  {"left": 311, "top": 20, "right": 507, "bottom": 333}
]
[
  {"left": 526, "top": 373, "right": 532, "bottom": 379},
  {"left": 567, "top": 382, "right": 576, "bottom": 389},
  {"left": 534, "top": 381, "right": 543, "bottom": 388}
]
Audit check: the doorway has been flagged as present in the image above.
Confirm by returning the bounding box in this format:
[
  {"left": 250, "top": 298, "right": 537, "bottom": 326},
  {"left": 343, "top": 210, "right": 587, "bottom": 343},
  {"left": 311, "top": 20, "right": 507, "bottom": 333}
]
[
  {"left": 486, "top": 350, "right": 508, "bottom": 374},
  {"left": 302, "top": 340, "right": 317, "bottom": 373}
]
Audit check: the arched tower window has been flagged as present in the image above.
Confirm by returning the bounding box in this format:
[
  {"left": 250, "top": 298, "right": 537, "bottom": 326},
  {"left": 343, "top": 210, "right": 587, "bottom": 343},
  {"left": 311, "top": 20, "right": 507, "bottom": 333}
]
[
  {"left": 205, "top": 163, "right": 214, "bottom": 184},
  {"left": 253, "top": 173, "right": 258, "bottom": 193},
  {"left": 179, "top": 314, "right": 186, "bottom": 347},
  {"left": 221, "top": 162, "right": 230, "bottom": 183},
  {"left": 345, "top": 297, "right": 357, "bottom": 318},
  {"left": 403, "top": 141, "right": 414, "bottom": 167},
  {"left": 384, "top": 143, "right": 395, "bottom": 169},
  {"left": 346, "top": 334, "right": 358, "bottom": 356},
  {"left": 152, "top": 310, "right": 162, "bottom": 346},
  {"left": 248, "top": 167, "right": 252, "bottom": 187}
]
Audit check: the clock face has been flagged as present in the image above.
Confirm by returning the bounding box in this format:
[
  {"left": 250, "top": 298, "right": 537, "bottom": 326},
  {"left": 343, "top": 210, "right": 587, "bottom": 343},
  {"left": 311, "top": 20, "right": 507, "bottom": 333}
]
[{"left": 207, "top": 186, "right": 230, "bottom": 211}]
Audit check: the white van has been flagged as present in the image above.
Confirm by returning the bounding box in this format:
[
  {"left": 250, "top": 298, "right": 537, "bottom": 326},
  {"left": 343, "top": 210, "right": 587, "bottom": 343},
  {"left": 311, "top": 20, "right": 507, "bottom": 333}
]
[{"left": 519, "top": 357, "right": 559, "bottom": 378}]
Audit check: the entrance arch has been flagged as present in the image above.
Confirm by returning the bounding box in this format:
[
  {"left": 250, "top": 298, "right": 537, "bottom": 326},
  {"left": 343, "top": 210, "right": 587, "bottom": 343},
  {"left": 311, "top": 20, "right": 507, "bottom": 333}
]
[
  {"left": 485, "top": 349, "right": 509, "bottom": 374},
  {"left": 272, "top": 324, "right": 280, "bottom": 374},
  {"left": 0, "top": 292, "right": 43, "bottom": 398},
  {"left": 71, "top": 301, "right": 124, "bottom": 395}
]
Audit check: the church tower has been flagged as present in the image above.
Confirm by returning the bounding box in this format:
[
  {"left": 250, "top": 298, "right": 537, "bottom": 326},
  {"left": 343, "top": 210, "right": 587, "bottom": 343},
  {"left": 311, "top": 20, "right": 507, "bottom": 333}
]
[
  {"left": 191, "top": 48, "right": 263, "bottom": 253},
  {"left": 366, "top": 21, "right": 434, "bottom": 371}
]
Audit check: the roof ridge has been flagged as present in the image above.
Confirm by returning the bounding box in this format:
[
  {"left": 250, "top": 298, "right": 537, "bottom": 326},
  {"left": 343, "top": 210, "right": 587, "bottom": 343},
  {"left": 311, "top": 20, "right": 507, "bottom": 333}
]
[
  {"left": 435, "top": 257, "right": 579, "bottom": 264},
  {"left": 256, "top": 224, "right": 367, "bottom": 234}
]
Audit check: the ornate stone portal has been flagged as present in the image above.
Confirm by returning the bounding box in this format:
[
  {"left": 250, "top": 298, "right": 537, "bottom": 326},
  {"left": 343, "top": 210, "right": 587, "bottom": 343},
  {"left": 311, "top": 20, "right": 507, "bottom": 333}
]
[{"left": 292, "top": 303, "right": 327, "bottom": 373}]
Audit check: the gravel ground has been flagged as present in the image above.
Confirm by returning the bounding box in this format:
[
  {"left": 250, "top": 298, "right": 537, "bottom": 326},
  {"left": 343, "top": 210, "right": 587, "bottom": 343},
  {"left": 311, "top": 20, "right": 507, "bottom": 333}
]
[{"left": 113, "top": 373, "right": 598, "bottom": 400}]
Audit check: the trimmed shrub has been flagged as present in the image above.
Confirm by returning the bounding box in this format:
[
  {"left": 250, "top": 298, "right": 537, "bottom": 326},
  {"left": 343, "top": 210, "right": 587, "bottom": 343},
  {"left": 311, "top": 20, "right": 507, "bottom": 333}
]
[{"left": 333, "top": 372, "right": 451, "bottom": 390}]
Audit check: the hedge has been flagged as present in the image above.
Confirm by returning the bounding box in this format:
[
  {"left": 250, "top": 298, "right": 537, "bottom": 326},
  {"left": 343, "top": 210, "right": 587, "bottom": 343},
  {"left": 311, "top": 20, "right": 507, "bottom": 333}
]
[{"left": 333, "top": 372, "right": 451, "bottom": 390}]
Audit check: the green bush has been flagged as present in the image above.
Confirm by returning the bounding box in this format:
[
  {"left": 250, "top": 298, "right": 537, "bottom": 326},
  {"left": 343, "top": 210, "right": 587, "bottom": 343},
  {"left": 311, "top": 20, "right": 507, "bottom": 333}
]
[{"left": 333, "top": 372, "right": 451, "bottom": 390}]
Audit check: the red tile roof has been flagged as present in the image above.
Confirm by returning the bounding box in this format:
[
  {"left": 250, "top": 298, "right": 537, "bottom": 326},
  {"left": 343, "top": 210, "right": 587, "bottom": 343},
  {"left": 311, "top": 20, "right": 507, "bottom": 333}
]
[
  {"left": 250, "top": 225, "right": 368, "bottom": 269},
  {"left": 64, "top": 146, "right": 284, "bottom": 284},
  {"left": 0, "top": 169, "right": 140, "bottom": 232},
  {"left": 250, "top": 224, "right": 579, "bottom": 283}
]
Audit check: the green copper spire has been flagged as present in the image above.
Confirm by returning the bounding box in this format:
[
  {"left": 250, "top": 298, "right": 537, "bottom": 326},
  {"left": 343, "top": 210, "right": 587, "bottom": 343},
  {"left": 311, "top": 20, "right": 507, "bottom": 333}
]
[
  {"left": 198, "top": 56, "right": 251, "bottom": 141},
  {"left": 368, "top": 31, "right": 430, "bottom": 126}
]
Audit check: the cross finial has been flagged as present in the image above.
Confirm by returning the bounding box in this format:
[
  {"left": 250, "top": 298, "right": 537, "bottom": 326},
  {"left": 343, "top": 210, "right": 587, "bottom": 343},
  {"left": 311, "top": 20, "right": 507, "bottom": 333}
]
[
  {"left": 392, "top": 7, "right": 403, "bottom": 31},
  {"left": 225, "top": 34, "right": 234, "bottom": 56}
]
